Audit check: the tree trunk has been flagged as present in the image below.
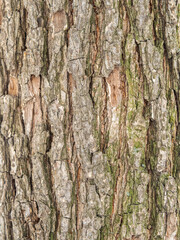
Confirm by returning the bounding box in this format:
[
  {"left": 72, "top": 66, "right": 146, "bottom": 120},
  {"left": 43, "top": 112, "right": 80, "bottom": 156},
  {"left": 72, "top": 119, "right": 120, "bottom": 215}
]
[{"left": 0, "top": 0, "right": 179, "bottom": 239}]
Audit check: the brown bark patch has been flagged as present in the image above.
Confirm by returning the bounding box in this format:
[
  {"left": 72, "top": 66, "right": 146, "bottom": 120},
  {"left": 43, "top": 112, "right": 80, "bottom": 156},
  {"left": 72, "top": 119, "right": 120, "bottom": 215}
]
[
  {"left": 68, "top": 73, "right": 76, "bottom": 90},
  {"left": 29, "top": 75, "right": 40, "bottom": 96},
  {"left": 106, "top": 66, "right": 126, "bottom": 107},
  {"left": 23, "top": 75, "right": 43, "bottom": 135},
  {"left": 52, "top": 10, "right": 66, "bottom": 33},
  {"left": 8, "top": 76, "right": 18, "bottom": 96}
]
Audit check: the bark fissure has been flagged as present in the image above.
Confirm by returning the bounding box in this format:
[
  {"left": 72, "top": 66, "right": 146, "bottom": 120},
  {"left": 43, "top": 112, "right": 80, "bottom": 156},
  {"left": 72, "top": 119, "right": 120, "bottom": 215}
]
[{"left": 0, "top": 0, "right": 179, "bottom": 239}]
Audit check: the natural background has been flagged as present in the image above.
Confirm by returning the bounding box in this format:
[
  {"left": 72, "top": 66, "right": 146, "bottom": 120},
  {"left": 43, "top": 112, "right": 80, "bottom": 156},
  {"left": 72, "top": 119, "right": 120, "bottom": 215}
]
[{"left": 0, "top": 0, "right": 179, "bottom": 239}]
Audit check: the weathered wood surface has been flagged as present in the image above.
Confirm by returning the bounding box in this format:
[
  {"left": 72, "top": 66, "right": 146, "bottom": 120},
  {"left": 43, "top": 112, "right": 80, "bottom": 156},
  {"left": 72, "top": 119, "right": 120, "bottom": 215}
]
[{"left": 0, "top": 0, "right": 180, "bottom": 239}]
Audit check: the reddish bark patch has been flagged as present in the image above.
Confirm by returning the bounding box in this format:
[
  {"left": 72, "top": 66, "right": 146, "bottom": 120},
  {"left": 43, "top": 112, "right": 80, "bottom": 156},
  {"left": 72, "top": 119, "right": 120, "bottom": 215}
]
[
  {"left": 68, "top": 73, "right": 76, "bottom": 90},
  {"left": 106, "top": 66, "right": 126, "bottom": 107},
  {"left": 52, "top": 10, "right": 66, "bottom": 33},
  {"left": 8, "top": 76, "right": 18, "bottom": 96}
]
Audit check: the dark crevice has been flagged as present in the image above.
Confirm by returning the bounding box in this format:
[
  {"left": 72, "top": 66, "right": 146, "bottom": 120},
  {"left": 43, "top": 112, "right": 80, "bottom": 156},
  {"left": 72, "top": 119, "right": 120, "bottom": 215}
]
[
  {"left": 46, "top": 119, "right": 54, "bottom": 153},
  {"left": 12, "top": 178, "right": 16, "bottom": 200},
  {"left": 0, "top": 50, "right": 9, "bottom": 95},
  {"left": 87, "top": 0, "right": 105, "bottom": 106},
  {"left": 41, "top": 1, "right": 50, "bottom": 76},
  {"left": 65, "top": 0, "right": 74, "bottom": 48},
  {"left": 149, "top": 0, "right": 153, "bottom": 13},
  {"left": 3, "top": 136, "right": 14, "bottom": 240},
  {"left": 19, "top": 202, "right": 32, "bottom": 239},
  {"left": 65, "top": 3, "right": 82, "bottom": 236},
  {"left": 89, "top": 76, "right": 95, "bottom": 107},
  {"left": 135, "top": 40, "right": 149, "bottom": 101},
  {"left": 20, "top": 105, "right": 26, "bottom": 135},
  {"left": 42, "top": 155, "right": 60, "bottom": 240},
  {"left": 15, "top": 2, "right": 28, "bottom": 72},
  {"left": 89, "top": 0, "right": 104, "bottom": 54},
  {"left": 21, "top": 8, "right": 27, "bottom": 51},
  {"left": 90, "top": 152, "right": 93, "bottom": 164},
  {"left": 100, "top": 77, "right": 109, "bottom": 153},
  {"left": 151, "top": 0, "right": 165, "bottom": 49},
  {"left": 75, "top": 163, "right": 81, "bottom": 237},
  {"left": 39, "top": 75, "right": 44, "bottom": 121},
  {"left": 67, "top": 72, "right": 74, "bottom": 135},
  {"left": 24, "top": 99, "right": 34, "bottom": 194},
  {"left": 26, "top": 136, "right": 34, "bottom": 194},
  {"left": 173, "top": 89, "right": 179, "bottom": 125},
  {"left": 145, "top": 118, "right": 159, "bottom": 239},
  {"left": 67, "top": 72, "right": 81, "bottom": 237}
]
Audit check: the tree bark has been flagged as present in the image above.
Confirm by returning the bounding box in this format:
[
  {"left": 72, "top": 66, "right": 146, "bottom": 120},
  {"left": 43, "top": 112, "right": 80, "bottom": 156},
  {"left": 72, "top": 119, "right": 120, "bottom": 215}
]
[{"left": 0, "top": 0, "right": 179, "bottom": 239}]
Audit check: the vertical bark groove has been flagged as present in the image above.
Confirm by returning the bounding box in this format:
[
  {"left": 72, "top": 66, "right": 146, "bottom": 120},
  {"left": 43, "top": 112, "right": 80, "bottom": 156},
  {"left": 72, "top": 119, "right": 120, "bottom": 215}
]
[{"left": 0, "top": 0, "right": 179, "bottom": 239}]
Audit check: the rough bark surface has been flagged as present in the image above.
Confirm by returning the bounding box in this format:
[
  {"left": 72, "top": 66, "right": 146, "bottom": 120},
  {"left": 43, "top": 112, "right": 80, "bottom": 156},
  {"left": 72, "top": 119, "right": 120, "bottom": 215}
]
[{"left": 0, "top": 0, "right": 180, "bottom": 239}]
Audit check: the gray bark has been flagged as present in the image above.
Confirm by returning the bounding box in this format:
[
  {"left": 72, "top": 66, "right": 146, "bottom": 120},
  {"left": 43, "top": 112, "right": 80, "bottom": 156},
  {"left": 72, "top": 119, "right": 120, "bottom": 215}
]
[{"left": 0, "top": 0, "right": 180, "bottom": 239}]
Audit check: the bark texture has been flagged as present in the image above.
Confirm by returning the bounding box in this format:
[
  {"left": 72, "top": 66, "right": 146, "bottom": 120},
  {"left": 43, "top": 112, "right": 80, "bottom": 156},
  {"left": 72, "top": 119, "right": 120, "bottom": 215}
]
[{"left": 0, "top": 0, "right": 180, "bottom": 239}]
